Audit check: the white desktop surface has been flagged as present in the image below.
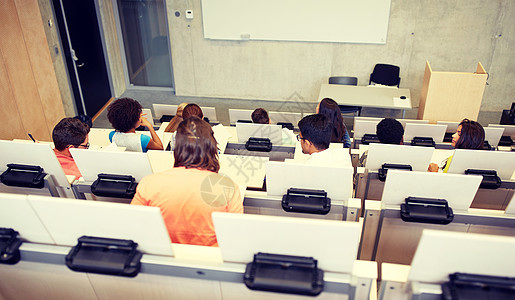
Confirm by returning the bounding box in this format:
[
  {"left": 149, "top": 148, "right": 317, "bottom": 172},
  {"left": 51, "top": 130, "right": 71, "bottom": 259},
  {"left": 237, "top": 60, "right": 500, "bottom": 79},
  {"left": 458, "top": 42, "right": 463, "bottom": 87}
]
[
  {"left": 236, "top": 123, "right": 283, "bottom": 145},
  {"left": 147, "top": 150, "right": 174, "bottom": 173},
  {"left": 212, "top": 124, "right": 231, "bottom": 154},
  {"left": 70, "top": 148, "right": 153, "bottom": 182},
  {"left": 353, "top": 119, "right": 381, "bottom": 139},
  {"left": 266, "top": 161, "right": 353, "bottom": 200},
  {"left": 269, "top": 111, "right": 302, "bottom": 127},
  {"left": 219, "top": 154, "right": 268, "bottom": 188},
  {"left": 488, "top": 124, "right": 515, "bottom": 139},
  {"left": 365, "top": 143, "right": 434, "bottom": 172},
  {"left": 228, "top": 109, "right": 253, "bottom": 124},
  {"left": 403, "top": 123, "right": 447, "bottom": 143},
  {"left": 318, "top": 84, "right": 411, "bottom": 109},
  {"left": 213, "top": 212, "right": 361, "bottom": 273},
  {"left": 0, "top": 140, "right": 70, "bottom": 187},
  {"left": 484, "top": 127, "right": 504, "bottom": 147},
  {"left": 152, "top": 104, "right": 178, "bottom": 119},
  {"left": 382, "top": 170, "right": 482, "bottom": 211},
  {"left": 200, "top": 106, "right": 217, "bottom": 122},
  {"left": 0, "top": 193, "right": 55, "bottom": 244},
  {"left": 409, "top": 230, "right": 515, "bottom": 283},
  {"left": 446, "top": 149, "right": 515, "bottom": 180},
  {"left": 28, "top": 195, "right": 173, "bottom": 256}
]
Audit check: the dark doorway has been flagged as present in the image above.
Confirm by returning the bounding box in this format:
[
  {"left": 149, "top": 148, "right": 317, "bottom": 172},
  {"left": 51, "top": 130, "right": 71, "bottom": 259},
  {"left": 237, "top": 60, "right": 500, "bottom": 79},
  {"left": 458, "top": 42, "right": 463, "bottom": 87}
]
[{"left": 52, "top": 0, "right": 112, "bottom": 117}]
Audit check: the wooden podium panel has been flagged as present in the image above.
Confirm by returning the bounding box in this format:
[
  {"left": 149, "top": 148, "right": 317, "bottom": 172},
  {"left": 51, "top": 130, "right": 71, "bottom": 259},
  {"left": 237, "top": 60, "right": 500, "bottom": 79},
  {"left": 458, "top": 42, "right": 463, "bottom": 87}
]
[{"left": 418, "top": 61, "right": 487, "bottom": 123}]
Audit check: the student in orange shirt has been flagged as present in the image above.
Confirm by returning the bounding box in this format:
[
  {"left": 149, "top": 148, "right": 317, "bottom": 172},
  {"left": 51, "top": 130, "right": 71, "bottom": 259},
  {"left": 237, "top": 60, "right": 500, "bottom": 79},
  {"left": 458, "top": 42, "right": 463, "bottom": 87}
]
[
  {"left": 131, "top": 116, "right": 243, "bottom": 246},
  {"left": 52, "top": 118, "right": 90, "bottom": 180}
]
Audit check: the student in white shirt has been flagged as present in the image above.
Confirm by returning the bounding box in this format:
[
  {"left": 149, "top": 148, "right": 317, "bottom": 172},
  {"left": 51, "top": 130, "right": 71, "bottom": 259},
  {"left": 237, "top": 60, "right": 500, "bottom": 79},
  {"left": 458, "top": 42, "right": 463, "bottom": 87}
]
[{"left": 297, "top": 114, "right": 352, "bottom": 166}]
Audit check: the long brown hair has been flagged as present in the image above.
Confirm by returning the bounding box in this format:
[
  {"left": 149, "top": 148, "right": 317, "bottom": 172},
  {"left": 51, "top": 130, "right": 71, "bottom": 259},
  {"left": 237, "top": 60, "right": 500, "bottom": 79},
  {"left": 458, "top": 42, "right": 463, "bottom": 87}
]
[
  {"left": 164, "top": 102, "right": 188, "bottom": 133},
  {"left": 455, "top": 119, "right": 485, "bottom": 150},
  {"left": 173, "top": 116, "right": 220, "bottom": 172},
  {"left": 318, "top": 98, "right": 347, "bottom": 143}
]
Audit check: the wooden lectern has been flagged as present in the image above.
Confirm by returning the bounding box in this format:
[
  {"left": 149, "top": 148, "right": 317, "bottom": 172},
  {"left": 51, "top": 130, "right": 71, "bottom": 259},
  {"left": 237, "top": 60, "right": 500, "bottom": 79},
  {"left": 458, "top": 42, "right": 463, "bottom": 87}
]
[{"left": 418, "top": 61, "right": 487, "bottom": 123}]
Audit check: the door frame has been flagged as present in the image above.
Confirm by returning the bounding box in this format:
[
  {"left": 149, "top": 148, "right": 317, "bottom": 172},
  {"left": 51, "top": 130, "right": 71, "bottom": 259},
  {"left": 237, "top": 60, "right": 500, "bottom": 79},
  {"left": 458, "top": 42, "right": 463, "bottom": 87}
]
[
  {"left": 111, "top": 0, "right": 175, "bottom": 92},
  {"left": 51, "top": 0, "right": 114, "bottom": 116}
]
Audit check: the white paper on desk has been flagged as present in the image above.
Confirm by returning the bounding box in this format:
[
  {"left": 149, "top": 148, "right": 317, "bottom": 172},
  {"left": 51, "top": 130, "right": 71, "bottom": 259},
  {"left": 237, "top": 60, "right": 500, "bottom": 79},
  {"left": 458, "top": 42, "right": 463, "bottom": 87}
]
[
  {"left": 393, "top": 96, "right": 411, "bottom": 108},
  {"left": 212, "top": 124, "right": 231, "bottom": 154}
]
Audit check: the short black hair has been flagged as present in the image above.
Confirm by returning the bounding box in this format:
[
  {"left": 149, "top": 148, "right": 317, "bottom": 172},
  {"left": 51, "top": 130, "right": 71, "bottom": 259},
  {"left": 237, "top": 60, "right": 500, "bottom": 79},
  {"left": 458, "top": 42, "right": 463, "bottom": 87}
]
[
  {"left": 376, "top": 118, "right": 404, "bottom": 144},
  {"left": 298, "top": 114, "right": 331, "bottom": 150},
  {"left": 107, "top": 97, "right": 142, "bottom": 132},
  {"left": 251, "top": 108, "right": 270, "bottom": 124},
  {"left": 52, "top": 118, "right": 90, "bottom": 151}
]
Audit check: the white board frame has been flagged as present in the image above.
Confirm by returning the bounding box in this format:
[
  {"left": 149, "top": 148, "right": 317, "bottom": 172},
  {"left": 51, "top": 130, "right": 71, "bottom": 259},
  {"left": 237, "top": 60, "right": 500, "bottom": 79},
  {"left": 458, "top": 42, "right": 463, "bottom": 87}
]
[{"left": 201, "top": 0, "right": 392, "bottom": 44}]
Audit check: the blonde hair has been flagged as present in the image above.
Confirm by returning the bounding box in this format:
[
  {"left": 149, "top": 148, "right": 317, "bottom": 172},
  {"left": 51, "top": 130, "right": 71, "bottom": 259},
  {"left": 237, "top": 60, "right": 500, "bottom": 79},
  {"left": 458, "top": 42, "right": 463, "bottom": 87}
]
[{"left": 164, "top": 102, "right": 188, "bottom": 133}]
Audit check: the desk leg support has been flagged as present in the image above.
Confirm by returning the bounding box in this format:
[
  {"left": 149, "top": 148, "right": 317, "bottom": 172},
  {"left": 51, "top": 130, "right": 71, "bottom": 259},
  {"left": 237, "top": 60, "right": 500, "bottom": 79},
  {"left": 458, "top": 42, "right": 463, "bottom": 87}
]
[{"left": 358, "top": 202, "right": 382, "bottom": 260}]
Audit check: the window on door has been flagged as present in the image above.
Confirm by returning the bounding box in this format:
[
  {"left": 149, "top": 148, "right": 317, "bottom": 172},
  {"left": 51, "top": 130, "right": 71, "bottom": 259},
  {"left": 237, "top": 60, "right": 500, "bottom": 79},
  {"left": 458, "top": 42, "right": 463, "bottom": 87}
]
[{"left": 116, "top": 0, "right": 173, "bottom": 88}]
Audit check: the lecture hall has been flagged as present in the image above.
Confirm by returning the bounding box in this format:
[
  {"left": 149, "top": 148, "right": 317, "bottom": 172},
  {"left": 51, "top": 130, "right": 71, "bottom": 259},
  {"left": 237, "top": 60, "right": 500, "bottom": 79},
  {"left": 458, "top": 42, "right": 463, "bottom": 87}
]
[{"left": 1, "top": 0, "right": 515, "bottom": 299}]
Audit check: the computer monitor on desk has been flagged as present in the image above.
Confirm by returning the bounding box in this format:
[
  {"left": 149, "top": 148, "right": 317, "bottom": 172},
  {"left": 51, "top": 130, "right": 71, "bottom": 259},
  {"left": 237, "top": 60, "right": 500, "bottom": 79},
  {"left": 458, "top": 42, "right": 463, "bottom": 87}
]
[{"left": 152, "top": 104, "right": 178, "bottom": 121}]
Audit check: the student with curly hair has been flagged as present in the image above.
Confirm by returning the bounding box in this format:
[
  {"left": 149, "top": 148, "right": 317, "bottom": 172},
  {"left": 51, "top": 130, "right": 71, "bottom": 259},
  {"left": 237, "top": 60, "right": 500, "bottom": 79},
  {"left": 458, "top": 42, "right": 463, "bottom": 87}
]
[
  {"left": 107, "top": 97, "right": 163, "bottom": 152},
  {"left": 131, "top": 117, "right": 243, "bottom": 246}
]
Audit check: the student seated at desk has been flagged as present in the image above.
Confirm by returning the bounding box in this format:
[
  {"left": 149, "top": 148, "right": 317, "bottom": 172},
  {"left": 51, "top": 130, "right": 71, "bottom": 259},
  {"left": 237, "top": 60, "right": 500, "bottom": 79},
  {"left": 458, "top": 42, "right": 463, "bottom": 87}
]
[
  {"left": 251, "top": 108, "right": 296, "bottom": 145},
  {"left": 164, "top": 102, "right": 187, "bottom": 133},
  {"left": 107, "top": 98, "right": 163, "bottom": 152},
  {"left": 131, "top": 117, "right": 243, "bottom": 247},
  {"left": 359, "top": 118, "right": 404, "bottom": 167},
  {"left": 297, "top": 114, "right": 352, "bottom": 166},
  {"left": 317, "top": 98, "right": 351, "bottom": 148},
  {"left": 169, "top": 103, "right": 204, "bottom": 150},
  {"left": 428, "top": 119, "right": 484, "bottom": 172},
  {"left": 52, "top": 117, "right": 90, "bottom": 180}
]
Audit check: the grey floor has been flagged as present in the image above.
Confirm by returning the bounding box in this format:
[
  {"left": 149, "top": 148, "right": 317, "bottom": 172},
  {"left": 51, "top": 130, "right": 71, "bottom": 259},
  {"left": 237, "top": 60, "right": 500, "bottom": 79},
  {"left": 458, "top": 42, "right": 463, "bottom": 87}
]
[{"left": 93, "top": 90, "right": 503, "bottom": 135}]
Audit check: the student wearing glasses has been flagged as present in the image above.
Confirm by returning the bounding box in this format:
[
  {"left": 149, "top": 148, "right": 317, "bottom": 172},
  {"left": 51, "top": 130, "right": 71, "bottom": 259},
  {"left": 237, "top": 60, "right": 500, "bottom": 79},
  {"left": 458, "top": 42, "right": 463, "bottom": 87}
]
[
  {"left": 52, "top": 117, "right": 90, "bottom": 180},
  {"left": 297, "top": 114, "right": 352, "bottom": 166},
  {"left": 131, "top": 117, "right": 243, "bottom": 246},
  {"left": 428, "top": 119, "right": 485, "bottom": 172},
  {"left": 107, "top": 97, "right": 163, "bottom": 152}
]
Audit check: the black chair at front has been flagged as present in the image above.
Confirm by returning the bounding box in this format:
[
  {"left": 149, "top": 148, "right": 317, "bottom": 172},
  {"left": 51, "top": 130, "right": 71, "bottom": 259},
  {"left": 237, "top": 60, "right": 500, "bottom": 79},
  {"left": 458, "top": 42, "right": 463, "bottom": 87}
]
[
  {"left": 369, "top": 64, "right": 400, "bottom": 87},
  {"left": 328, "top": 76, "right": 361, "bottom": 117}
]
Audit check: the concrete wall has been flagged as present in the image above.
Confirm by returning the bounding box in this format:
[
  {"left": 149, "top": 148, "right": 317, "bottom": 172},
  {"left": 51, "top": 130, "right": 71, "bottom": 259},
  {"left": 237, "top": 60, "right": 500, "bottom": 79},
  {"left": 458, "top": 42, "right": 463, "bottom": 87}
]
[{"left": 167, "top": 0, "right": 514, "bottom": 112}]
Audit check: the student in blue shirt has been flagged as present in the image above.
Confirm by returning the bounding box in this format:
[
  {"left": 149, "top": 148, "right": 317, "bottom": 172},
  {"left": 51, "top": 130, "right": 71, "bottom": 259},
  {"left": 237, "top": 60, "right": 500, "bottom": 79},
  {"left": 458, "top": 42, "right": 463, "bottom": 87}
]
[
  {"left": 107, "top": 97, "right": 163, "bottom": 152},
  {"left": 317, "top": 98, "right": 352, "bottom": 148}
]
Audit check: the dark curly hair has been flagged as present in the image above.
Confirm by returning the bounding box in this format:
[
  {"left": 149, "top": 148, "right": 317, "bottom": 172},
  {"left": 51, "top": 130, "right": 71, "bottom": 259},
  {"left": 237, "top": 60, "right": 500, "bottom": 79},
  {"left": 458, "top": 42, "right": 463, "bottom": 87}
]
[
  {"left": 376, "top": 118, "right": 404, "bottom": 144},
  {"left": 107, "top": 97, "right": 142, "bottom": 132},
  {"left": 251, "top": 108, "right": 270, "bottom": 124}
]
